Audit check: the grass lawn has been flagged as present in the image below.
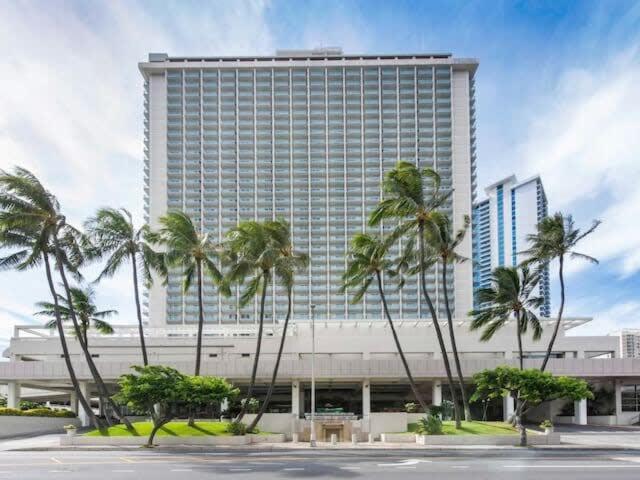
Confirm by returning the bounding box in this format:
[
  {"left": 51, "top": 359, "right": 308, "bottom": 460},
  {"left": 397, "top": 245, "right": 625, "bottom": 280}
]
[
  {"left": 85, "top": 421, "right": 236, "bottom": 437},
  {"left": 407, "top": 421, "right": 517, "bottom": 435}
]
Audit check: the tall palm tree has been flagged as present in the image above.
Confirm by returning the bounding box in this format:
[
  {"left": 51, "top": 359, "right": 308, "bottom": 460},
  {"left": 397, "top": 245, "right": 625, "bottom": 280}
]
[
  {"left": 155, "top": 211, "right": 224, "bottom": 376},
  {"left": 0, "top": 167, "right": 101, "bottom": 429},
  {"left": 35, "top": 285, "right": 115, "bottom": 348},
  {"left": 469, "top": 266, "right": 544, "bottom": 369},
  {"left": 85, "top": 208, "right": 166, "bottom": 366},
  {"left": 520, "top": 213, "right": 600, "bottom": 371},
  {"left": 246, "top": 219, "right": 308, "bottom": 432},
  {"left": 425, "top": 213, "right": 472, "bottom": 421},
  {"left": 469, "top": 265, "right": 544, "bottom": 440},
  {"left": 225, "top": 220, "right": 283, "bottom": 423},
  {"left": 341, "top": 232, "right": 429, "bottom": 413},
  {"left": 369, "top": 160, "right": 462, "bottom": 428}
]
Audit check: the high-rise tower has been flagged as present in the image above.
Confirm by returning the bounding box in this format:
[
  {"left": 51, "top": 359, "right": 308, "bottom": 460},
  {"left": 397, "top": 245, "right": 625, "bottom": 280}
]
[{"left": 140, "top": 49, "right": 478, "bottom": 326}]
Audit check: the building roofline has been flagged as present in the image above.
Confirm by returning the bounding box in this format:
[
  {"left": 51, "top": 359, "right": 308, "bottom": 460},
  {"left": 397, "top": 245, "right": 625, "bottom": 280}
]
[
  {"left": 474, "top": 173, "right": 545, "bottom": 204},
  {"left": 138, "top": 52, "right": 479, "bottom": 79}
]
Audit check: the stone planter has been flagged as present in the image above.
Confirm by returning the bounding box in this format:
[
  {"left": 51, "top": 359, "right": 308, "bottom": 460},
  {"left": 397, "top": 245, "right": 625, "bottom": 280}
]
[
  {"left": 544, "top": 427, "right": 554, "bottom": 435},
  {"left": 65, "top": 428, "right": 77, "bottom": 437}
]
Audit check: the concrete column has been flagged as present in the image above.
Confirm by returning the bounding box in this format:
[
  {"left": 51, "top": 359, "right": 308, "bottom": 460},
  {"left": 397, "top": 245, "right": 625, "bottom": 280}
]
[
  {"left": 615, "top": 380, "right": 623, "bottom": 423},
  {"left": 431, "top": 380, "right": 442, "bottom": 406},
  {"left": 7, "top": 381, "right": 20, "bottom": 409},
  {"left": 362, "top": 379, "right": 370, "bottom": 433},
  {"left": 291, "top": 380, "right": 301, "bottom": 418},
  {"left": 78, "top": 381, "right": 91, "bottom": 427},
  {"left": 574, "top": 398, "right": 588, "bottom": 425},
  {"left": 504, "top": 350, "right": 513, "bottom": 359},
  {"left": 503, "top": 394, "right": 515, "bottom": 421},
  {"left": 70, "top": 391, "right": 79, "bottom": 414}
]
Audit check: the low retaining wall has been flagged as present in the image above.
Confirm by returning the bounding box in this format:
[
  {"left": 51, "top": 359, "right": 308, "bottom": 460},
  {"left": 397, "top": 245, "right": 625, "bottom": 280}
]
[
  {"left": 370, "top": 413, "right": 408, "bottom": 437},
  {"left": 0, "top": 416, "right": 80, "bottom": 439},
  {"left": 415, "top": 433, "right": 561, "bottom": 446},
  {"left": 379, "top": 433, "right": 416, "bottom": 443},
  {"left": 60, "top": 433, "right": 286, "bottom": 446},
  {"left": 243, "top": 413, "right": 292, "bottom": 436}
]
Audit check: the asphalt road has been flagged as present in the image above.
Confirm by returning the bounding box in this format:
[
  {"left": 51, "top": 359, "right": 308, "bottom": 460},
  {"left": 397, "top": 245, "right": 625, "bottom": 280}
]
[{"left": 2, "top": 449, "right": 640, "bottom": 479}]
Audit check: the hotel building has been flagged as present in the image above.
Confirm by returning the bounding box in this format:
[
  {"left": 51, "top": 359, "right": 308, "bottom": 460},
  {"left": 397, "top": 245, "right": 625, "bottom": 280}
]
[
  {"left": 1, "top": 51, "right": 638, "bottom": 438},
  {"left": 473, "top": 174, "right": 551, "bottom": 316}
]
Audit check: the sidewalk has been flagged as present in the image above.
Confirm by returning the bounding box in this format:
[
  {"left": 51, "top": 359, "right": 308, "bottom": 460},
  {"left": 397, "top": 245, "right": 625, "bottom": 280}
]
[{"left": 3, "top": 435, "right": 640, "bottom": 452}]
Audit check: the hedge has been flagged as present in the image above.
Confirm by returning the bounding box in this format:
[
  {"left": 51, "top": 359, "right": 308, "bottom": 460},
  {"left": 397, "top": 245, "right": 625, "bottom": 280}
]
[{"left": 0, "top": 407, "right": 76, "bottom": 418}]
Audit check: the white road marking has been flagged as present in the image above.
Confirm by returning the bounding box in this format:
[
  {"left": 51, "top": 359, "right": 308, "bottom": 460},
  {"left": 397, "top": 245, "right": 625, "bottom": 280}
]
[
  {"left": 378, "top": 459, "right": 432, "bottom": 467},
  {"left": 340, "top": 466, "right": 361, "bottom": 470},
  {"left": 50, "top": 457, "right": 63, "bottom": 464},
  {"left": 452, "top": 465, "right": 469, "bottom": 469},
  {"left": 612, "top": 457, "right": 640, "bottom": 463},
  {"left": 170, "top": 469, "right": 193, "bottom": 472},
  {"left": 229, "top": 468, "right": 253, "bottom": 471},
  {"left": 283, "top": 467, "right": 305, "bottom": 471},
  {"left": 504, "top": 465, "right": 640, "bottom": 469},
  {"left": 112, "top": 470, "right": 135, "bottom": 473}
]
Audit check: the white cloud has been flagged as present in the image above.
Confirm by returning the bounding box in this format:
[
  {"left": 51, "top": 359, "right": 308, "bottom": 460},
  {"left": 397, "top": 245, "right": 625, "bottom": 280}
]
[
  {"left": 517, "top": 46, "right": 640, "bottom": 278},
  {"left": 570, "top": 300, "right": 640, "bottom": 337}
]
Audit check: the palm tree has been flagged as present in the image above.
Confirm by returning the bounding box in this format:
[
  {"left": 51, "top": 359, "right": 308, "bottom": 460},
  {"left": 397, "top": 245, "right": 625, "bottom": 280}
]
[
  {"left": 369, "top": 160, "right": 462, "bottom": 428},
  {"left": 425, "top": 213, "right": 472, "bottom": 421},
  {"left": 155, "top": 211, "right": 224, "bottom": 376},
  {"left": 469, "top": 266, "right": 544, "bottom": 369},
  {"left": 85, "top": 208, "right": 166, "bottom": 366},
  {"left": 35, "top": 285, "right": 115, "bottom": 348},
  {"left": 469, "top": 265, "right": 544, "bottom": 441},
  {"left": 246, "top": 219, "right": 308, "bottom": 432},
  {"left": 342, "top": 232, "right": 429, "bottom": 413},
  {"left": 0, "top": 167, "right": 101, "bottom": 429},
  {"left": 224, "top": 220, "right": 283, "bottom": 423},
  {"left": 521, "top": 213, "right": 600, "bottom": 371}
]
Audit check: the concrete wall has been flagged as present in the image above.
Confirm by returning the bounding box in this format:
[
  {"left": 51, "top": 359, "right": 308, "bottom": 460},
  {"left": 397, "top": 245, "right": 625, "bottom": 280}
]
[
  {"left": 0, "top": 416, "right": 80, "bottom": 439},
  {"left": 369, "top": 412, "right": 407, "bottom": 436},
  {"left": 242, "top": 413, "right": 292, "bottom": 436}
]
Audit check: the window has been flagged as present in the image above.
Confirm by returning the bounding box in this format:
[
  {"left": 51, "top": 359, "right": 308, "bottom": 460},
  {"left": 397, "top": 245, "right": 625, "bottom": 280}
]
[{"left": 622, "top": 385, "right": 640, "bottom": 412}]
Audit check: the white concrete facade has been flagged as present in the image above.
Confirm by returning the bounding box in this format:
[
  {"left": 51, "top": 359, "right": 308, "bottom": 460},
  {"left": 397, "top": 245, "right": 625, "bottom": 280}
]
[{"left": 140, "top": 50, "right": 478, "bottom": 327}]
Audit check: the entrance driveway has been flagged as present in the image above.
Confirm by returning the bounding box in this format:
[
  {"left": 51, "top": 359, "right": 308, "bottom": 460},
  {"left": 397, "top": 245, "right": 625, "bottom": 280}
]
[{"left": 557, "top": 424, "right": 640, "bottom": 449}]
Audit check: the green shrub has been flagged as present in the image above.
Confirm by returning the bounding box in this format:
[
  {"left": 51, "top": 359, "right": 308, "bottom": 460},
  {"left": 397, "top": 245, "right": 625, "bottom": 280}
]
[
  {"left": 416, "top": 414, "right": 443, "bottom": 435},
  {"left": 19, "top": 400, "right": 45, "bottom": 411},
  {"left": 539, "top": 419, "right": 553, "bottom": 429},
  {"left": 241, "top": 398, "right": 260, "bottom": 414},
  {"left": 0, "top": 407, "right": 76, "bottom": 418},
  {"left": 0, "top": 408, "right": 23, "bottom": 416},
  {"left": 226, "top": 421, "right": 247, "bottom": 436}
]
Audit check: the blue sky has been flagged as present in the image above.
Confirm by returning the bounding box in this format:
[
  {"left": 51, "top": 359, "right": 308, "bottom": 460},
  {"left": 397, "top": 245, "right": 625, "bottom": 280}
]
[{"left": 0, "top": 0, "right": 639, "bottom": 352}]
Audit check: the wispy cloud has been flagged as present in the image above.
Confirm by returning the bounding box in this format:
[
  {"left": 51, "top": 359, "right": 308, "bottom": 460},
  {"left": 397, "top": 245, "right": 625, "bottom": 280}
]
[{"left": 516, "top": 46, "right": 640, "bottom": 278}]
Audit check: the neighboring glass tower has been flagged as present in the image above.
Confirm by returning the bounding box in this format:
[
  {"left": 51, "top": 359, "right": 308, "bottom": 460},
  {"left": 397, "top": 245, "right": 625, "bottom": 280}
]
[
  {"left": 472, "top": 175, "right": 551, "bottom": 316},
  {"left": 140, "top": 49, "right": 478, "bottom": 326}
]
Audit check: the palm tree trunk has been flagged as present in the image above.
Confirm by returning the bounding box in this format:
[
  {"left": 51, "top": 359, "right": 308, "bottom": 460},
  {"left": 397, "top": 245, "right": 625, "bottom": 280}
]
[
  {"left": 188, "top": 260, "right": 205, "bottom": 427},
  {"left": 235, "top": 273, "right": 268, "bottom": 424},
  {"left": 441, "top": 261, "right": 471, "bottom": 422},
  {"left": 515, "top": 397, "right": 527, "bottom": 446},
  {"left": 540, "top": 256, "right": 564, "bottom": 372},
  {"left": 247, "top": 288, "right": 292, "bottom": 432},
  {"left": 194, "top": 259, "right": 204, "bottom": 376},
  {"left": 516, "top": 310, "right": 524, "bottom": 370},
  {"left": 418, "top": 226, "right": 461, "bottom": 428},
  {"left": 43, "top": 252, "right": 101, "bottom": 430},
  {"left": 376, "top": 270, "right": 429, "bottom": 414},
  {"left": 131, "top": 251, "right": 149, "bottom": 366},
  {"left": 52, "top": 233, "right": 132, "bottom": 429}
]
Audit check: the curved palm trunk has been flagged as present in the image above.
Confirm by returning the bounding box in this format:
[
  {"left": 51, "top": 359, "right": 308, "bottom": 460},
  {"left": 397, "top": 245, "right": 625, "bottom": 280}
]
[
  {"left": 188, "top": 260, "right": 205, "bottom": 427},
  {"left": 131, "top": 251, "right": 149, "bottom": 366},
  {"left": 376, "top": 270, "right": 429, "bottom": 414},
  {"left": 194, "top": 260, "right": 205, "bottom": 376},
  {"left": 43, "top": 253, "right": 101, "bottom": 430},
  {"left": 235, "top": 273, "right": 268, "bottom": 424},
  {"left": 418, "top": 226, "right": 461, "bottom": 428},
  {"left": 52, "top": 233, "right": 132, "bottom": 429},
  {"left": 441, "top": 261, "right": 471, "bottom": 421},
  {"left": 516, "top": 310, "right": 524, "bottom": 370},
  {"left": 540, "top": 256, "right": 564, "bottom": 372},
  {"left": 247, "top": 289, "right": 292, "bottom": 432}
]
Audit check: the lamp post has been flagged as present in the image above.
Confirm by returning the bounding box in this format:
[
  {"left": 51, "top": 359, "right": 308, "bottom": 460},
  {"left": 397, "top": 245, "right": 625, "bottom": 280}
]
[{"left": 310, "top": 304, "right": 316, "bottom": 447}]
